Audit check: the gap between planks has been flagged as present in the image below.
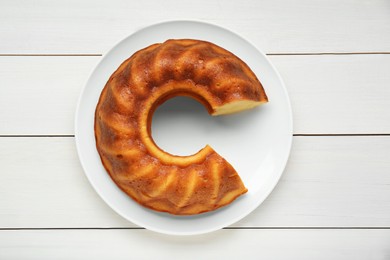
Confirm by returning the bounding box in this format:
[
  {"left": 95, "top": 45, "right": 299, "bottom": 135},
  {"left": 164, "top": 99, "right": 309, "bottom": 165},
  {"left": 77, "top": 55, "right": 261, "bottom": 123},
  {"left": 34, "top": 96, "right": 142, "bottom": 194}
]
[
  {"left": 1, "top": 227, "right": 390, "bottom": 231},
  {"left": 1, "top": 52, "right": 390, "bottom": 57},
  {"left": 0, "top": 134, "right": 390, "bottom": 138}
]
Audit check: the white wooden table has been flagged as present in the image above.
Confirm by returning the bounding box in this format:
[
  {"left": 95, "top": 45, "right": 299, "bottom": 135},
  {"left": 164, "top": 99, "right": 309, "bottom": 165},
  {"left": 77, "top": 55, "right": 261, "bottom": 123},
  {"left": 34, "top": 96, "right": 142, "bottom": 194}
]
[{"left": 1, "top": 0, "right": 390, "bottom": 259}]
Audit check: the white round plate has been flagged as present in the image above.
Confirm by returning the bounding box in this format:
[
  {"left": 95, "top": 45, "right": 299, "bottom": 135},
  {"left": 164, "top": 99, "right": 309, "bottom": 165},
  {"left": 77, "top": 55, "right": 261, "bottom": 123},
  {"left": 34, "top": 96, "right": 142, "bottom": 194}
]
[{"left": 75, "top": 20, "right": 292, "bottom": 235}]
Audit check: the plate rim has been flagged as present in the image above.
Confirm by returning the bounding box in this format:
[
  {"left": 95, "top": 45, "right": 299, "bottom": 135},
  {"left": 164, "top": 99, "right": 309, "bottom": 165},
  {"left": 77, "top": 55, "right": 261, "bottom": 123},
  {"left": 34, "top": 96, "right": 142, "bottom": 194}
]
[{"left": 75, "top": 19, "right": 293, "bottom": 235}]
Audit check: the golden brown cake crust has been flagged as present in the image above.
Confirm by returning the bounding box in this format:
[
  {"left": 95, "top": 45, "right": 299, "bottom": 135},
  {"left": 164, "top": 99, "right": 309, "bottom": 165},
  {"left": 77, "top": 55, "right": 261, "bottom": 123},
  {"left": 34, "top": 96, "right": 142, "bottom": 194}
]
[{"left": 94, "top": 39, "right": 267, "bottom": 215}]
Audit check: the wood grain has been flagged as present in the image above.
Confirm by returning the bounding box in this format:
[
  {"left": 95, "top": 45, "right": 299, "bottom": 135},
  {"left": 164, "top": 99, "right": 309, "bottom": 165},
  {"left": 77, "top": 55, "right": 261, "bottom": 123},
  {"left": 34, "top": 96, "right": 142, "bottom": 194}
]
[
  {"left": 0, "top": 136, "right": 389, "bottom": 228},
  {"left": 1, "top": 229, "right": 389, "bottom": 259},
  {"left": 0, "top": 0, "right": 389, "bottom": 54}
]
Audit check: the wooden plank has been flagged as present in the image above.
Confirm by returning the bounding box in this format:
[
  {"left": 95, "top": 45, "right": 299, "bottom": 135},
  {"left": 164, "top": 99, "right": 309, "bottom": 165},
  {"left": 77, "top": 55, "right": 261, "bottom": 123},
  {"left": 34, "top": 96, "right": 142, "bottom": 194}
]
[
  {"left": 0, "top": 0, "right": 389, "bottom": 54},
  {"left": 0, "top": 229, "right": 389, "bottom": 259},
  {"left": 0, "top": 136, "right": 389, "bottom": 228},
  {"left": 270, "top": 54, "right": 390, "bottom": 134},
  {"left": 0, "top": 56, "right": 99, "bottom": 135},
  {"left": 1, "top": 55, "right": 389, "bottom": 135}
]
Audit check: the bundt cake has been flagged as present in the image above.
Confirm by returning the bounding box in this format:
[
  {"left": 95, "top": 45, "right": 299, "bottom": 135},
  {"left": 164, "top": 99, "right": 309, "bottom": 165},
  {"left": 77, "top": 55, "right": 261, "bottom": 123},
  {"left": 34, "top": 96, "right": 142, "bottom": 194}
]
[{"left": 95, "top": 39, "right": 268, "bottom": 215}]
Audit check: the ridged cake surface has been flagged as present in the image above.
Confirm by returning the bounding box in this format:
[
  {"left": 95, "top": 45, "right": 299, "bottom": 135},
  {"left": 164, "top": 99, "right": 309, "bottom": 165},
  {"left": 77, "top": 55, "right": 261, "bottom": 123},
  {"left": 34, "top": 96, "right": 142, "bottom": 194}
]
[{"left": 95, "top": 39, "right": 268, "bottom": 215}]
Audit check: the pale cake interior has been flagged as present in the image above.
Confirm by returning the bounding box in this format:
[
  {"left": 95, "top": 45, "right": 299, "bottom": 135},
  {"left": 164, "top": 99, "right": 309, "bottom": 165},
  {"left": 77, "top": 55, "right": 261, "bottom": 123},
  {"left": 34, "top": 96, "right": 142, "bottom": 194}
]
[{"left": 212, "top": 100, "right": 267, "bottom": 116}]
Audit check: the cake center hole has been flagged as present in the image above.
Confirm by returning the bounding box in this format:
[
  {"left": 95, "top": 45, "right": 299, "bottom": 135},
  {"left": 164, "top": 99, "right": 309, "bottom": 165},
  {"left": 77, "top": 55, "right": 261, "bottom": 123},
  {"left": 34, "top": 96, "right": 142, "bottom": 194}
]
[{"left": 151, "top": 96, "right": 212, "bottom": 156}]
